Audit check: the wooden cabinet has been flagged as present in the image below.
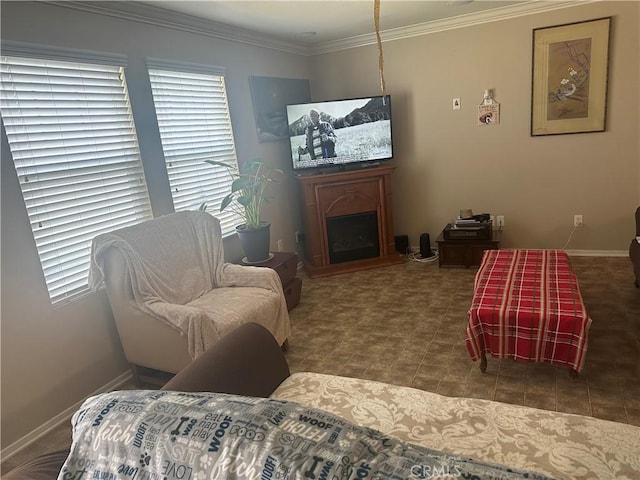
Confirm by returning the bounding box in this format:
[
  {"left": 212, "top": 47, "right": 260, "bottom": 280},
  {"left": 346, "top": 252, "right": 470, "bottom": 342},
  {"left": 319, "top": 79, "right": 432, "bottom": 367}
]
[{"left": 436, "top": 232, "right": 500, "bottom": 268}]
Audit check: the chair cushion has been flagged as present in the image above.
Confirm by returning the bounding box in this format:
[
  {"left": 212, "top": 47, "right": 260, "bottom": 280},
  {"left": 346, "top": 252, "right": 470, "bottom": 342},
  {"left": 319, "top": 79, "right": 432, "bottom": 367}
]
[{"left": 186, "top": 286, "right": 285, "bottom": 343}]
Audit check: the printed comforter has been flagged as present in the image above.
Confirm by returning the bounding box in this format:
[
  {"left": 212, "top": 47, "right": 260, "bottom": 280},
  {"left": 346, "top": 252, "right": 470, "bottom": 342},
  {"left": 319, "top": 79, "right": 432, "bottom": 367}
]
[{"left": 59, "top": 390, "right": 554, "bottom": 480}]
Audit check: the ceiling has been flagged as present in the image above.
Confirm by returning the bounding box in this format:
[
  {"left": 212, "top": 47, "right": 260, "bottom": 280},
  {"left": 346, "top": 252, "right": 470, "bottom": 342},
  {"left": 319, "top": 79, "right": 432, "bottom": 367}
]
[
  {"left": 142, "top": 0, "right": 529, "bottom": 45},
  {"left": 54, "top": 1, "right": 587, "bottom": 55}
]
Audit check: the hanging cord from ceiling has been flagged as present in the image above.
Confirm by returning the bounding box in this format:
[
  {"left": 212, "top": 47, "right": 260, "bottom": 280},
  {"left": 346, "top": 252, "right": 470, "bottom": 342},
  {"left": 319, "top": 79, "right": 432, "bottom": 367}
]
[{"left": 374, "top": 0, "right": 386, "bottom": 96}]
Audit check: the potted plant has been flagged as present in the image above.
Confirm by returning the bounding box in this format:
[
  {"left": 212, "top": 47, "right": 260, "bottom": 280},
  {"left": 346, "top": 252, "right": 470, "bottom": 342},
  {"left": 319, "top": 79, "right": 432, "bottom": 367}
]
[{"left": 203, "top": 159, "right": 283, "bottom": 263}]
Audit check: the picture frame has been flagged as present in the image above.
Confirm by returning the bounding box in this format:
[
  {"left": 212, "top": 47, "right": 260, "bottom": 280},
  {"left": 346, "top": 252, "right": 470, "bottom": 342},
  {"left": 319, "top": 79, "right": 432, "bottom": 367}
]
[
  {"left": 531, "top": 17, "right": 611, "bottom": 136},
  {"left": 249, "top": 76, "right": 310, "bottom": 143}
]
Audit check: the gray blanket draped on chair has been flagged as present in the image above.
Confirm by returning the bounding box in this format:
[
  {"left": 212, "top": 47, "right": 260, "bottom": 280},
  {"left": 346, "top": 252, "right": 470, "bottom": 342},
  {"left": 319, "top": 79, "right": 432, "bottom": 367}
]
[{"left": 89, "top": 211, "right": 290, "bottom": 358}]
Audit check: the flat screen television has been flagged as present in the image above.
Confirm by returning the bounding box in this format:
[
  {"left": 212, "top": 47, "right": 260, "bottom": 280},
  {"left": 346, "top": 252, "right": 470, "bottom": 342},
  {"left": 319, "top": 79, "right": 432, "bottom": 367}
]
[{"left": 286, "top": 95, "right": 393, "bottom": 172}]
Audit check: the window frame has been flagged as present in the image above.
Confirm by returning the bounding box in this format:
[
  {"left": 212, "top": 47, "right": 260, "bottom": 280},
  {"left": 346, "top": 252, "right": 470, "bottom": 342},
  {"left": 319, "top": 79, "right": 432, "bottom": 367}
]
[
  {"left": 146, "top": 57, "right": 241, "bottom": 237},
  {"left": 0, "top": 42, "right": 153, "bottom": 305}
]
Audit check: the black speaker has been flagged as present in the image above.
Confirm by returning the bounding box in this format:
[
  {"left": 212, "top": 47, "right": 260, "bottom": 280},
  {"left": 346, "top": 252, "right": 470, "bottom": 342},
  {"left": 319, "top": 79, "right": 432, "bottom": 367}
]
[
  {"left": 420, "top": 233, "right": 432, "bottom": 258},
  {"left": 395, "top": 235, "right": 409, "bottom": 254}
]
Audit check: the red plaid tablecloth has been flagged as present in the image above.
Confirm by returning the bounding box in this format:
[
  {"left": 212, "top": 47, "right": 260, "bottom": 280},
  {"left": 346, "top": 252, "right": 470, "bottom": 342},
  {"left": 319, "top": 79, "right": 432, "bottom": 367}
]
[{"left": 465, "top": 249, "right": 591, "bottom": 371}]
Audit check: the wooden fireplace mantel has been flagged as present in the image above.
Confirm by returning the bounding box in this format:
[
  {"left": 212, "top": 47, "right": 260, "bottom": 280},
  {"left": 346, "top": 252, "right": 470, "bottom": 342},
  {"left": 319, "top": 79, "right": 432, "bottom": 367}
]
[{"left": 295, "top": 165, "right": 403, "bottom": 278}]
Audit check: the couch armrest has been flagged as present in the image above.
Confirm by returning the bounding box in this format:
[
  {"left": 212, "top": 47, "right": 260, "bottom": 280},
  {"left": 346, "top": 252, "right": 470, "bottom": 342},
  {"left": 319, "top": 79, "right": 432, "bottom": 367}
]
[
  {"left": 221, "top": 263, "right": 285, "bottom": 292},
  {"left": 161, "top": 322, "right": 290, "bottom": 397}
]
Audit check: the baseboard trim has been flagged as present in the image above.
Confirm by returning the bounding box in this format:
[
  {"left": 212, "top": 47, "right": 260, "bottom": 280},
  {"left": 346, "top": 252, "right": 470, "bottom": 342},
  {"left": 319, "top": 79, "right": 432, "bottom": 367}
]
[
  {"left": 1, "top": 371, "right": 133, "bottom": 461},
  {"left": 565, "top": 249, "right": 628, "bottom": 257},
  {"left": 294, "top": 250, "right": 627, "bottom": 267}
]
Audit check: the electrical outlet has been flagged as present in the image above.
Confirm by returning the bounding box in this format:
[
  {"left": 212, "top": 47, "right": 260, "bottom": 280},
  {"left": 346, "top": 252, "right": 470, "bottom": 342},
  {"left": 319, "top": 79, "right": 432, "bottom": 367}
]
[
  {"left": 277, "top": 239, "right": 284, "bottom": 252},
  {"left": 574, "top": 215, "right": 584, "bottom": 227},
  {"left": 490, "top": 215, "right": 496, "bottom": 229},
  {"left": 496, "top": 215, "right": 505, "bottom": 228}
]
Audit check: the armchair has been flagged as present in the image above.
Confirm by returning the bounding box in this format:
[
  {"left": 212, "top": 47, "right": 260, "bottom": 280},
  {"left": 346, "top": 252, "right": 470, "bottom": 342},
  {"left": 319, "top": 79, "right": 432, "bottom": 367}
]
[
  {"left": 89, "top": 211, "right": 291, "bottom": 383},
  {"left": 630, "top": 206, "right": 640, "bottom": 287}
]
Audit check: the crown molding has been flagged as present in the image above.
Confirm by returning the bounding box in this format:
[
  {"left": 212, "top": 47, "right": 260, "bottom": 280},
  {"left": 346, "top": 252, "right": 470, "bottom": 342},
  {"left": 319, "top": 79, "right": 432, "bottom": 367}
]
[
  {"left": 41, "top": 1, "right": 309, "bottom": 56},
  {"left": 42, "top": 0, "right": 595, "bottom": 57},
  {"left": 311, "top": 0, "right": 597, "bottom": 54}
]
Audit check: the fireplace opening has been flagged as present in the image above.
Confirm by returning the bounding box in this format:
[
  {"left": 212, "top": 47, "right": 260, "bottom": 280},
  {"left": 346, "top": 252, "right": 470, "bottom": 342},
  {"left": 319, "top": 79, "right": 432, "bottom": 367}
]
[{"left": 326, "top": 212, "right": 379, "bottom": 264}]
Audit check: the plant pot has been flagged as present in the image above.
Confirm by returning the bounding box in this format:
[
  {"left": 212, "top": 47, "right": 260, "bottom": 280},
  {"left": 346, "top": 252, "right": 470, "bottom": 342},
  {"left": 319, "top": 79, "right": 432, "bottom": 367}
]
[{"left": 236, "top": 222, "right": 271, "bottom": 263}]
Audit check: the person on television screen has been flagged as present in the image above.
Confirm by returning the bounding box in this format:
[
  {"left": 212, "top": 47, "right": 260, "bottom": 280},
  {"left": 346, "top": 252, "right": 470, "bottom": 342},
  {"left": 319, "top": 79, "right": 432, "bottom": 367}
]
[{"left": 297, "top": 108, "right": 337, "bottom": 160}]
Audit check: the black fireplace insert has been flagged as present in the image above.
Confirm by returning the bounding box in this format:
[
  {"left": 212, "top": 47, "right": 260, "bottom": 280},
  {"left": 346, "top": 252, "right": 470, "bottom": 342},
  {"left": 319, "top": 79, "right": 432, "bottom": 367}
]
[{"left": 326, "top": 211, "right": 379, "bottom": 264}]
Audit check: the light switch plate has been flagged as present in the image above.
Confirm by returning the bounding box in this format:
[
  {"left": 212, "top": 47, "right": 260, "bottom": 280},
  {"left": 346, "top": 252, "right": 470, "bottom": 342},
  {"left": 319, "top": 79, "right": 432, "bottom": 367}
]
[{"left": 453, "top": 98, "right": 461, "bottom": 110}]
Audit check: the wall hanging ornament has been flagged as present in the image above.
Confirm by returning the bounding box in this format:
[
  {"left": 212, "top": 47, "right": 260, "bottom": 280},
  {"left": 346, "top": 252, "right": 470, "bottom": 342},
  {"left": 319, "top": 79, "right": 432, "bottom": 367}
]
[{"left": 478, "top": 89, "right": 500, "bottom": 126}]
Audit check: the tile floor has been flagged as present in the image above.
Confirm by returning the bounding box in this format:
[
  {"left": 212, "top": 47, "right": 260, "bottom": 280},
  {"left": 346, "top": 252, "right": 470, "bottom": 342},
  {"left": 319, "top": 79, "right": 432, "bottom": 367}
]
[
  {"left": 284, "top": 255, "right": 640, "bottom": 425},
  {"left": 2, "top": 255, "right": 639, "bottom": 475}
]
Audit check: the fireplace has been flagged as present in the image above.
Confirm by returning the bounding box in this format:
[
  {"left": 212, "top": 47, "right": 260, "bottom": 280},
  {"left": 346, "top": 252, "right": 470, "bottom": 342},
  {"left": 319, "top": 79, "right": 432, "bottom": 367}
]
[
  {"left": 295, "top": 166, "right": 403, "bottom": 277},
  {"left": 327, "top": 212, "right": 379, "bottom": 264}
]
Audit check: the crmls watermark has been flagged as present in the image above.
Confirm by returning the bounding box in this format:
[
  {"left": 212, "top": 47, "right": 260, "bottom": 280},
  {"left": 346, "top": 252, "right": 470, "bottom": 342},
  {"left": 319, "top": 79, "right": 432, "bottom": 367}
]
[{"left": 411, "top": 465, "right": 463, "bottom": 479}]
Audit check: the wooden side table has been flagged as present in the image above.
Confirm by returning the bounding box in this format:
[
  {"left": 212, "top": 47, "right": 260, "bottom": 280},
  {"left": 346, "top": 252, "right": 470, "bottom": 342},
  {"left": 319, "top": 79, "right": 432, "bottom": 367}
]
[
  {"left": 241, "top": 252, "right": 302, "bottom": 310},
  {"left": 436, "top": 230, "right": 500, "bottom": 268}
]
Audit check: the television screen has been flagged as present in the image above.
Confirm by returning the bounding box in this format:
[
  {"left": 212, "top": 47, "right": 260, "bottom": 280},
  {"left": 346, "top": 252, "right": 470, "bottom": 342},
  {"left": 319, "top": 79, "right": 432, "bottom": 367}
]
[{"left": 286, "top": 95, "right": 393, "bottom": 172}]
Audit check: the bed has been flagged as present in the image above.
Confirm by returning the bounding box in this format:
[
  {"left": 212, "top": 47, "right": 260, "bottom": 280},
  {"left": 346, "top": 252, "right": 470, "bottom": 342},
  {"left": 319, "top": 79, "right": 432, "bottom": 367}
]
[
  {"left": 272, "top": 372, "right": 640, "bottom": 479},
  {"left": 465, "top": 249, "right": 592, "bottom": 375}
]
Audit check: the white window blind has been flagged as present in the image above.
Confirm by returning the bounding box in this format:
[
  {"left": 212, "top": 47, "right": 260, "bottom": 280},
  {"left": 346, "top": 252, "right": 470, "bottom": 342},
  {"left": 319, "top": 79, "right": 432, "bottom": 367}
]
[
  {"left": 0, "top": 55, "right": 152, "bottom": 305},
  {"left": 147, "top": 64, "right": 240, "bottom": 236}
]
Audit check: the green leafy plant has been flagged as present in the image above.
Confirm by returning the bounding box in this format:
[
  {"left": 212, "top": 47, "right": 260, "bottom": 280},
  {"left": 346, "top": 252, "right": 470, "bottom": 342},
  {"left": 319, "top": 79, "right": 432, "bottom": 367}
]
[{"left": 202, "top": 159, "right": 283, "bottom": 229}]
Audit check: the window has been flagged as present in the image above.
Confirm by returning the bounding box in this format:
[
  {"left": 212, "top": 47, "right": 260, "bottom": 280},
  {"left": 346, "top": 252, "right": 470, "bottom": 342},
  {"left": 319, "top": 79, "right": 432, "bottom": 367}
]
[
  {"left": 147, "top": 59, "right": 240, "bottom": 236},
  {"left": 1, "top": 51, "right": 152, "bottom": 305}
]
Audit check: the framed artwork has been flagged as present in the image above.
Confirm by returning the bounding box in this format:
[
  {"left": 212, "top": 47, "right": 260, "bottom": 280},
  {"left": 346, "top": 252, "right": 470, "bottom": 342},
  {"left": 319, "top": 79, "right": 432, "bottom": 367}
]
[
  {"left": 249, "top": 76, "right": 310, "bottom": 142},
  {"left": 531, "top": 17, "right": 611, "bottom": 136}
]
